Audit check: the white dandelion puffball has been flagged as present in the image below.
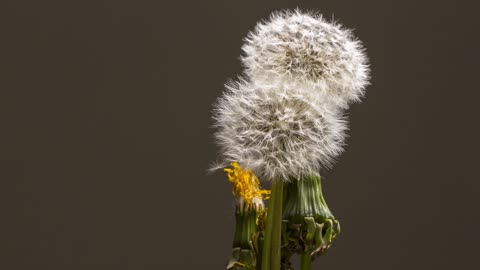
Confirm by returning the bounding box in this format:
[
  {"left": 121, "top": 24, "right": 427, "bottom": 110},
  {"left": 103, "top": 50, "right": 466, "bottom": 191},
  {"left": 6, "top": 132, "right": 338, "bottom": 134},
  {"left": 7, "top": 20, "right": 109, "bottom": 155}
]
[
  {"left": 213, "top": 79, "right": 347, "bottom": 181},
  {"left": 241, "top": 10, "right": 370, "bottom": 109}
]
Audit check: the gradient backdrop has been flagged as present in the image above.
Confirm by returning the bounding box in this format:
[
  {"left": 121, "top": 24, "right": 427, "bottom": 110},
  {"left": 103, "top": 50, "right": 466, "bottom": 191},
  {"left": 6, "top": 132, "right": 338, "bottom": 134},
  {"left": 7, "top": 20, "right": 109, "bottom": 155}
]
[{"left": 1, "top": 0, "right": 479, "bottom": 269}]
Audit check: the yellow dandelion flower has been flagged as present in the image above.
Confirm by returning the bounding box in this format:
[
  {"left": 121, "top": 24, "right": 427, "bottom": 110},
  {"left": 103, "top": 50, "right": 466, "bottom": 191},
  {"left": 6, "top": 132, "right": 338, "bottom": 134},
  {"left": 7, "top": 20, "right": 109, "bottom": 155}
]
[{"left": 224, "top": 162, "right": 270, "bottom": 204}]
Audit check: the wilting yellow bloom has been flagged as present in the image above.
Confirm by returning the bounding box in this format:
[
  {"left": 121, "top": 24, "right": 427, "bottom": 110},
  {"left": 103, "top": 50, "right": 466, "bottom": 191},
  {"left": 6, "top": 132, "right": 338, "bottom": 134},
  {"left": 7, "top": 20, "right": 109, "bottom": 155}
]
[{"left": 224, "top": 162, "right": 270, "bottom": 204}]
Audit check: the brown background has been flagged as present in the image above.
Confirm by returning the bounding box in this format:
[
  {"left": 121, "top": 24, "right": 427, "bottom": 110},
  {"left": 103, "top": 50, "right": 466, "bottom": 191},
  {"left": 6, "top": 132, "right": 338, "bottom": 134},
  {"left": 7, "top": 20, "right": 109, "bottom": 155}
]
[{"left": 1, "top": 0, "right": 479, "bottom": 269}]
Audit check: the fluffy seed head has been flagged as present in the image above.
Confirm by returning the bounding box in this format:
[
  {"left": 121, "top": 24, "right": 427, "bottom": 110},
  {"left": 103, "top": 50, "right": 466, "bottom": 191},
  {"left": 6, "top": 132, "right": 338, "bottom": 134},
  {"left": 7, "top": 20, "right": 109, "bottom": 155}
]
[
  {"left": 241, "top": 10, "right": 370, "bottom": 109},
  {"left": 213, "top": 79, "right": 347, "bottom": 181}
]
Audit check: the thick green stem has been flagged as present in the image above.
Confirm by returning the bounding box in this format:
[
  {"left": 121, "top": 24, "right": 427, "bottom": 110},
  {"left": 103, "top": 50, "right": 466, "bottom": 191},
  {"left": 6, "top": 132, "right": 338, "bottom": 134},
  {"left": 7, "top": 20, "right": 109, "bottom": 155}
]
[
  {"left": 300, "top": 252, "right": 311, "bottom": 270},
  {"left": 261, "top": 179, "right": 284, "bottom": 270},
  {"left": 270, "top": 180, "right": 283, "bottom": 270},
  {"left": 261, "top": 194, "right": 274, "bottom": 270}
]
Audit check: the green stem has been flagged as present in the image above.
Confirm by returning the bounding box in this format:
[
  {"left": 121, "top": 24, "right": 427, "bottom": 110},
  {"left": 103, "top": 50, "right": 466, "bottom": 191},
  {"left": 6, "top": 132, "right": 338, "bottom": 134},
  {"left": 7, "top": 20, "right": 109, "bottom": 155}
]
[
  {"left": 300, "top": 252, "right": 311, "bottom": 270},
  {"left": 271, "top": 180, "right": 284, "bottom": 270},
  {"left": 261, "top": 193, "right": 274, "bottom": 270},
  {"left": 261, "top": 179, "right": 284, "bottom": 270}
]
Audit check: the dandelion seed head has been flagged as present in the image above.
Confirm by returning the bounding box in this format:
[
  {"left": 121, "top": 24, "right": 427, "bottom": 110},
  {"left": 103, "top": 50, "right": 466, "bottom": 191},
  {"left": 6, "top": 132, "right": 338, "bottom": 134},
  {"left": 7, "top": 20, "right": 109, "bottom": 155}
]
[
  {"left": 241, "top": 10, "right": 370, "bottom": 108},
  {"left": 213, "top": 79, "right": 348, "bottom": 181}
]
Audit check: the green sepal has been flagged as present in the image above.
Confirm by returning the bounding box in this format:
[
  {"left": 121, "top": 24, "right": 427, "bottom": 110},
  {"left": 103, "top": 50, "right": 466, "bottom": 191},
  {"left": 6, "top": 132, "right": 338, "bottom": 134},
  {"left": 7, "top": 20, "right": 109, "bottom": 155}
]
[{"left": 281, "top": 174, "right": 341, "bottom": 263}]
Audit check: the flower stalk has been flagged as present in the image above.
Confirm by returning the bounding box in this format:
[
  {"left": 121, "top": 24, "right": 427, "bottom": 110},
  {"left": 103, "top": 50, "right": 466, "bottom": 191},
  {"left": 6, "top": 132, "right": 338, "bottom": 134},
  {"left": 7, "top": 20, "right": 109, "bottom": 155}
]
[
  {"left": 300, "top": 252, "right": 311, "bottom": 270},
  {"left": 261, "top": 179, "right": 284, "bottom": 270}
]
